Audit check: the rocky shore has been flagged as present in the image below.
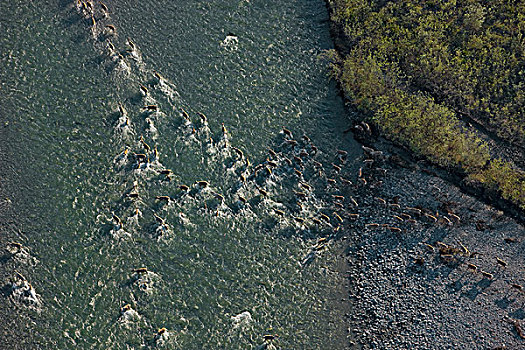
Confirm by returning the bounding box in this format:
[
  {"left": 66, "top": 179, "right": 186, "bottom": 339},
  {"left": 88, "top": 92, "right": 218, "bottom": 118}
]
[
  {"left": 335, "top": 131, "right": 524, "bottom": 349},
  {"left": 322, "top": 2, "right": 525, "bottom": 349}
]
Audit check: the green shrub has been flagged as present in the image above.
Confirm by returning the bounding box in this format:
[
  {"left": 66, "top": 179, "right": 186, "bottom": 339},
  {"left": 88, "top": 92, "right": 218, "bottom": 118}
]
[
  {"left": 331, "top": 0, "right": 525, "bottom": 145},
  {"left": 472, "top": 159, "right": 525, "bottom": 210},
  {"left": 328, "top": 0, "right": 525, "bottom": 211}
]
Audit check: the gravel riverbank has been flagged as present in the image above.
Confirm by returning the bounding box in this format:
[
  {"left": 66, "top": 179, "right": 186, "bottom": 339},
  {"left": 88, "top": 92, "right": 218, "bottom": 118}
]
[
  {"left": 336, "top": 129, "right": 525, "bottom": 349},
  {"left": 322, "top": 1, "right": 525, "bottom": 347}
]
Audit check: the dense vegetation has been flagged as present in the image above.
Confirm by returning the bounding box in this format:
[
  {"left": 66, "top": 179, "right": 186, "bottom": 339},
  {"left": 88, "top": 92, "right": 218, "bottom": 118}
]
[{"left": 326, "top": 0, "right": 525, "bottom": 210}]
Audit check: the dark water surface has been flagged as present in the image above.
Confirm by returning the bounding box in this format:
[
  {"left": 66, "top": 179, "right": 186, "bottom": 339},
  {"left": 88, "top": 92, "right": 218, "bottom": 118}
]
[{"left": 1, "top": 0, "right": 361, "bottom": 348}]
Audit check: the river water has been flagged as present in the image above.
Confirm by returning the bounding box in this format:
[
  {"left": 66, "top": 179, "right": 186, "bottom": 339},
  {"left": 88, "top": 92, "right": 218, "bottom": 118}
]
[{"left": 1, "top": 0, "right": 362, "bottom": 348}]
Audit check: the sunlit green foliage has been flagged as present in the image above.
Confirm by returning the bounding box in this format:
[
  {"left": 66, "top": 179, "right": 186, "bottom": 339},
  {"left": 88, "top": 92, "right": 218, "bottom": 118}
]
[
  {"left": 330, "top": 0, "right": 525, "bottom": 144},
  {"left": 327, "top": 0, "right": 525, "bottom": 210},
  {"left": 471, "top": 159, "right": 525, "bottom": 209}
]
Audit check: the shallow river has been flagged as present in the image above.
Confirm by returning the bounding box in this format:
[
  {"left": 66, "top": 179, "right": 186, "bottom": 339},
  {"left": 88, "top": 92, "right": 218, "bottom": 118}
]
[{"left": 1, "top": 0, "right": 363, "bottom": 348}]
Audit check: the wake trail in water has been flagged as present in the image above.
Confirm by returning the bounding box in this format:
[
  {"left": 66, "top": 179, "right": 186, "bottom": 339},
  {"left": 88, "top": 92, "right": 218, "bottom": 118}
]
[
  {"left": 37, "top": 3, "right": 376, "bottom": 347},
  {"left": 12, "top": 1, "right": 398, "bottom": 348}
]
